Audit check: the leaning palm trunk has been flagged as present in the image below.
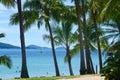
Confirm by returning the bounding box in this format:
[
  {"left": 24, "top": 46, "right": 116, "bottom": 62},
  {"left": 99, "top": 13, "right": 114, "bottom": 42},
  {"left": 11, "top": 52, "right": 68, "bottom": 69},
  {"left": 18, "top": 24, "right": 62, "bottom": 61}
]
[
  {"left": 81, "top": 0, "right": 95, "bottom": 74},
  {"left": 66, "top": 45, "right": 74, "bottom": 75},
  {"left": 74, "top": 0, "right": 86, "bottom": 75},
  {"left": 17, "top": 0, "right": 29, "bottom": 78},
  {"left": 46, "top": 20, "right": 60, "bottom": 76},
  {"left": 93, "top": 11, "right": 102, "bottom": 72}
]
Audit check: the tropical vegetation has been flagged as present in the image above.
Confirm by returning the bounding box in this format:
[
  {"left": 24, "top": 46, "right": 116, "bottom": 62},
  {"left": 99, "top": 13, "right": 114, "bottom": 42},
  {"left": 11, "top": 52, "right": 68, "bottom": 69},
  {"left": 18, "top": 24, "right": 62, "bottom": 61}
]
[
  {"left": 0, "top": 33, "right": 12, "bottom": 69},
  {"left": 0, "top": 0, "right": 120, "bottom": 79},
  {"left": 0, "top": 0, "right": 29, "bottom": 78},
  {"left": 44, "top": 21, "right": 75, "bottom": 76}
]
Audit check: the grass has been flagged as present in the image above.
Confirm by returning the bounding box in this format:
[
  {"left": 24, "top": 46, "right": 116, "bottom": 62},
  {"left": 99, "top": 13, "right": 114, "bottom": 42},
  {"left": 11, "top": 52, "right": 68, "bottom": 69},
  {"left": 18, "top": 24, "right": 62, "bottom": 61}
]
[
  {"left": 14, "top": 76, "right": 76, "bottom": 80},
  {"left": 12, "top": 74, "right": 102, "bottom": 80}
]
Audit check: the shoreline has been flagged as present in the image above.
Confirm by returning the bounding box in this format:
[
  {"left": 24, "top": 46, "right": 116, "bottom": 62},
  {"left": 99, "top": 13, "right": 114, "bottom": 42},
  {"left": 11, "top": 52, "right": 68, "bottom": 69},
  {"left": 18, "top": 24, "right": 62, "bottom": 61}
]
[{"left": 1, "top": 74, "right": 105, "bottom": 80}]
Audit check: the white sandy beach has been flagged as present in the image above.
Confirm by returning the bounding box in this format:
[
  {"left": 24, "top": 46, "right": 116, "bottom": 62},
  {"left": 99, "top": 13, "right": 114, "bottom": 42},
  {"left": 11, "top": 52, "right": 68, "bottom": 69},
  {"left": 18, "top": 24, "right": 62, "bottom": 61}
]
[{"left": 58, "top": 75, "right": 105, "bottom": 80}]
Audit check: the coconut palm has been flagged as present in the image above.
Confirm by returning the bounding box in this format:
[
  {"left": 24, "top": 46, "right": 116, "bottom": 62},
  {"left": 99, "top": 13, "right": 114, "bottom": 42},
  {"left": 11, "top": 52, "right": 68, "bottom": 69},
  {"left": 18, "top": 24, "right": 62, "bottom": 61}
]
[
  {"left": 16, "top": 0, "right": 29, "bottom": 78},
  {"left": 73, "top": 0, "right": 86, "bottom": 75},
  {"left": 21, "top": 0, "right": 65, "bottom": 76},
  {"left": 0, "top": 0, "right": 29, "bottom": 78},
  {"left": 70, "top": 16, "right": 105, "bottom": 74},
  {"left": 81, "top": 0, "right": 95, "bottom": 74},
  {"left": 10, "top": 0, "right": 62, "bottom": 76},
  {"left": 44, "top": 21, "right": 75, "bottom": 75},
  {"left": 88, "top": 0, "right": 104, "bottom": 72}
]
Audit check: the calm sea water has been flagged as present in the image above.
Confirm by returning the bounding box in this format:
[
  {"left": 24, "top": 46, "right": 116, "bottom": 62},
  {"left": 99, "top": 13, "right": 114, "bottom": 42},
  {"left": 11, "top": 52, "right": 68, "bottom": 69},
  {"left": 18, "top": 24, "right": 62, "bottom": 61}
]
[{"left": 0, "top": 49, "right": 105, "bottom": 78}]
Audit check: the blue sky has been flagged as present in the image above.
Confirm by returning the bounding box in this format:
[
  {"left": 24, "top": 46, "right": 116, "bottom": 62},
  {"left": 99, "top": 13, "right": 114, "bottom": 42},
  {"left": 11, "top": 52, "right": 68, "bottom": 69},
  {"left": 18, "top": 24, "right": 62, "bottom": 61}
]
[
  {"left": 0, "top": 0, "right": 73, "bottom": 47},
  {"left": 0, "top": 2, "right": 50, "bottom": 47}
]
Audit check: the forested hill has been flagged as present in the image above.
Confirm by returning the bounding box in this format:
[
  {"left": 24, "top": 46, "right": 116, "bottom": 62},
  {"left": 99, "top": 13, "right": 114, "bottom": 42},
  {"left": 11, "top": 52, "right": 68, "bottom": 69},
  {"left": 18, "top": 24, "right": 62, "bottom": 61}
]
[
  {"left": 0, "top": 42, "right": 65, "bottom": 50},
  {"left": 0, "top": 42, "right": 20, "bottom": 49}
]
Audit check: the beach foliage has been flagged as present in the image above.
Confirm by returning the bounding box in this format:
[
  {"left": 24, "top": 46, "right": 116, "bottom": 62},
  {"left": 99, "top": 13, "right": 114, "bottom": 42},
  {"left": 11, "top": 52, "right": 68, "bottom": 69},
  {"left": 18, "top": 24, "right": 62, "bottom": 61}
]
[
  {"left": 0, "top": 33, "right": 12, "bottom": 69},
  {"left": 102, "top": 41, "right": 120, "bottom": 80},
  {"left": 101, "top": 1, "right": 120, "bottom": 77},
  {"left": 0, "top": 55, "right": 12, "bottom": 69}
]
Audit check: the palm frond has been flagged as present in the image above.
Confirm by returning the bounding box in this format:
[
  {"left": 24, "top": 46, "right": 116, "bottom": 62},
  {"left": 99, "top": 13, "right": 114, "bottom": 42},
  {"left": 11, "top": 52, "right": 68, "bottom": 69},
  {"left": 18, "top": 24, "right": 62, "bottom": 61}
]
[
  {"left": 70, "top": 44, "right": 79, "bottom": 58},
  {"left": 43, "top": 34, "right": 51, "bottom": 43},
  {"left": 23, "top": 0, "right": 42, "bottom": 10},
  {"left": 0, "top": 0, "right": 15, "bottom": 8},
  {"left": 0, "top": 55, "right": 12, "bottom": 69},
  {"left": 100, "top": 0, "right": 112, "bottom": 20},
  {"left": 10, "top": 10, "right": 39, "bottom": 31},
  {"left": 0, "top": 33, "right": 5, "bottom": 38}
]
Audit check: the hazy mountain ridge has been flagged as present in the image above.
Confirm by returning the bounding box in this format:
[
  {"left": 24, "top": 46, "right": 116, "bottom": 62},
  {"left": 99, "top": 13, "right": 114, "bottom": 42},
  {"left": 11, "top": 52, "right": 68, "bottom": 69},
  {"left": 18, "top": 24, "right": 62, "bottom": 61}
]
[
  {"left": 0, "top": 42, "right": 20, "bottom": 49},
  {"left": 26, "top": 45, "right": 41, "bottom": 49},
  {"left": 0, "top": 42, "right": 64, "bottom": 50},
  {"left": 26, "top": 45, "right": 51, "bottom": 50}
]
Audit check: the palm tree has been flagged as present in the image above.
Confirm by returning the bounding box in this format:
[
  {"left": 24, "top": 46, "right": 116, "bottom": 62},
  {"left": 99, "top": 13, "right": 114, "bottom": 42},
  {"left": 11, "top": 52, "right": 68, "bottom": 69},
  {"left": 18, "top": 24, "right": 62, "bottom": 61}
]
[
  {"left": 16, "top": 0, "right": 29, "bottom": 78},
  {"left": 44, "top": 21, "right": 75, "bottom": 75},
  {"left": 10, "top": 0, "right": 62, "bottom": 76},
  {"left": 22, "top": 0, "right": 64, "bottom": 76},
  {"left": 0, "top": 0, "right": 29, "bottom": 78},
  {"left": 46, "top": 19, "right": 60, "bottom": 76},
  {"left": 81, "top": 0, "right": 95, "bottom": 74},
  {"left": 73, "top": 0, "right": 86, "bottom": 75},
  {"left": 88, "top": 0, "right": 107, "bottom": 72}
]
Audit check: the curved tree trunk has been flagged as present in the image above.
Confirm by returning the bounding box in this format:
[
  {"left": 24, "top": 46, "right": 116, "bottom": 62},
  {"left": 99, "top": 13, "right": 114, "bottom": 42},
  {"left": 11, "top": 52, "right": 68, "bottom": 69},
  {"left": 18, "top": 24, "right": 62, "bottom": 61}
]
[
  {"left": 66, "top": 44, "right": 74, "bottom": 75},
  {"left": 93, "top": 10, "right": 102, "bottom": 72},
  {"left": 74, "top": 0, "right": 86, "bottom": 75},
  {"left": 47, "top": 21, "right": 60, "bottom": 76},
  {"left": 17, "top": 0, "right": 29, "bottom": 78},
  {"left": 81, "top": 0, "right": 95, "bottom": 74}
]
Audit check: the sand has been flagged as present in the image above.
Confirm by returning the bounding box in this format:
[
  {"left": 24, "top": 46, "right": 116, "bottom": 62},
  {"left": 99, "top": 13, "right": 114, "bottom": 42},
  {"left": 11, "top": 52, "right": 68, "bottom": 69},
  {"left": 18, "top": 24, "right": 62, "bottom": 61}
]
[{"left": 58, "top": 75, "right": 105, "bottom": 80}]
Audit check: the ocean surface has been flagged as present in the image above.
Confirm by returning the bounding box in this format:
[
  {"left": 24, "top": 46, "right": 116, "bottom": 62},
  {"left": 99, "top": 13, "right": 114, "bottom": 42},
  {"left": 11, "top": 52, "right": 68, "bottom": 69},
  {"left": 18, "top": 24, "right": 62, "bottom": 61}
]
[{"left": 0, "top": 49, "right": 105, "bottom": 78}]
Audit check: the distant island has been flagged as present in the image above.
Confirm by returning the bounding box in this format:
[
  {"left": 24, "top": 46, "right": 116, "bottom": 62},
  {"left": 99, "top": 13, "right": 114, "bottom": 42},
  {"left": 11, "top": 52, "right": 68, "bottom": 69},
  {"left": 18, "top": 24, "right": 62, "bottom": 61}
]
[
  {"left": 26, "top": 45, "right": 51, "bottom": 50},
  {"left": 0, "top": 42, "right": 20, "bottom": 49},
  {"left": 0, "top": 42, "right": 65, "bottom": 51}
]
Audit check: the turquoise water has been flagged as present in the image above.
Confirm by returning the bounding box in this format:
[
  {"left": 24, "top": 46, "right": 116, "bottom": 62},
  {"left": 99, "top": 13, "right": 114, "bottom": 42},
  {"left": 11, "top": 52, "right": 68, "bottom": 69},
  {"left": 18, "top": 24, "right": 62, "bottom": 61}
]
[{"left": 0, "top": 49, "right": 104, "bottom": 78}]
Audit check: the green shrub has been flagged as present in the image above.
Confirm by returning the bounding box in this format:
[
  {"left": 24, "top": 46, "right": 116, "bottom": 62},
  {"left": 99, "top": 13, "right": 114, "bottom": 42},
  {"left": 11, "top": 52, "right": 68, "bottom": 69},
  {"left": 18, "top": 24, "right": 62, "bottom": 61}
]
[{"left": 102, "top": 51, "right": 120, "bottom": 80}]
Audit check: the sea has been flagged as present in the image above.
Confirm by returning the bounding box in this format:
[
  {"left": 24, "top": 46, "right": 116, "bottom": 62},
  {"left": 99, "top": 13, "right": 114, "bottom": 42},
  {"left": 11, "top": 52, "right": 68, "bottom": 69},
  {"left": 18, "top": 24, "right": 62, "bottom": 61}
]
[{"left": 0, "top": 49, "right": 105, "bottom": 78}]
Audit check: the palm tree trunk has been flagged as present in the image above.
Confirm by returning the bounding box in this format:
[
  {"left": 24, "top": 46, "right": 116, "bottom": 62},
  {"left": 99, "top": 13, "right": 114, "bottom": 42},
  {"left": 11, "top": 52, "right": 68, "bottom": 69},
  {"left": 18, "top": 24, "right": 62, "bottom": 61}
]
[
  {"left": 66, "top": 44, "right": 74, "bottom": 75},
  {"left": 47, "top": 20, "right": 60, "bottom": 76},
  {"left": 74, "top": 0, "right": 86, "bottom": 75},
  {"left": 81, "top": 0, "right": 95, "bottom": 74},
  {"left": 93, "top": 11, "right": 102, "bottom": 72},
  {"left": 17, "top": 0, "right": 29, "bottom": 78}
]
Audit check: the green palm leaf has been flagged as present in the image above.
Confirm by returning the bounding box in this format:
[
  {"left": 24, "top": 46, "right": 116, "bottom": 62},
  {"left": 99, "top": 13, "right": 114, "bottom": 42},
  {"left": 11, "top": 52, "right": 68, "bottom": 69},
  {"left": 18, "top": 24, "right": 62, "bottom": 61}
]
[
  {"left": 10, "top": 10, "right": 39, "bottom": 31},
  {"left": 0, "top": 0, "right": 15, "bottom": 8},
  {"left": 0, "top": 33, "right": 5, "bottom": 38},
  {"left": 0, "top": 55, "right": 12, "bottom": 69}
]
